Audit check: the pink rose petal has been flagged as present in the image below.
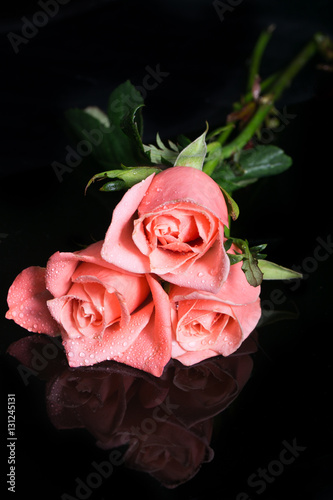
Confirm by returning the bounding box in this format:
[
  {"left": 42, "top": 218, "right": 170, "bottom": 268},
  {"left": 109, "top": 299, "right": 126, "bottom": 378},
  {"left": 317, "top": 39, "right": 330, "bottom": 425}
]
[
  {"left": 162, "top": 227, "right": 230, "bottom": 293},
  {"left": 138, "top": 166, "right": 229, "bottom": 225},
  {"left": 101, "top": 176, "right": 155, "bottom": 273},
  {"left": 6, "top": 266, "right": 59, "bottom": 336}
]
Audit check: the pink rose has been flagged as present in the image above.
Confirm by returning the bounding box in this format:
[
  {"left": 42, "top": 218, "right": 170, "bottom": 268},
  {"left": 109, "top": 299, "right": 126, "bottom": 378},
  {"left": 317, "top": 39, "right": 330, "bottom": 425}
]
[
  {"left": 101, "top": 166, "right": 230, "bottom": 292},
  {"left": 6, "top": 241, "right": 172, "bottom": 377},
  {"left": 169, "top": 250, "right": 261, "bottom": 366}
]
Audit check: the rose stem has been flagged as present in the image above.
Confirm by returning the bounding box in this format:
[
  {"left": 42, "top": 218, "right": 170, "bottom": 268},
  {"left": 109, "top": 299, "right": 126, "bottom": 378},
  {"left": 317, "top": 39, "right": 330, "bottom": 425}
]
[
  {"left": 204, "top": 32, "right": 325, "bottom": 176},
  {"left": 246, "top": 24, "right": 276, "bottom": 95},
  {"left": 234, "top": 72, "right": 280, "bottom": 110}
]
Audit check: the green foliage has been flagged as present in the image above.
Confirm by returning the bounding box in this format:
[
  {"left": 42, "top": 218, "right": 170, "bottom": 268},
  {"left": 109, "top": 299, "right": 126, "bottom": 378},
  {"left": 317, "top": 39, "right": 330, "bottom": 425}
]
[
  {"left": 65, "top": 80, "right": 151, "bottom": 171},
  {"left": 211, "top": 145, "right": 292, "bottom": 193}
]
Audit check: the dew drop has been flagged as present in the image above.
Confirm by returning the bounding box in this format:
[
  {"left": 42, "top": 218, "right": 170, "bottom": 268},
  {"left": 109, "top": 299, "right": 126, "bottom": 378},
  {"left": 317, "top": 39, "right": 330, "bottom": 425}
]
[
  {"left": 68, "top": 352, "right": 74, "bottom": 357},
  {"left": 197, "top": 272, "right": 204, "bottom": 277},
  {"left": 79, "top": 352, "right": 85, "bottom": 358}
]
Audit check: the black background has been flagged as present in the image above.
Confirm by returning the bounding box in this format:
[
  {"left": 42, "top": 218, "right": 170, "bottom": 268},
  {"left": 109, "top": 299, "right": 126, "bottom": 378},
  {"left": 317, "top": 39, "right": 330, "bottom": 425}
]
[{"left": 1, "top": 1, "right": 333, "bottom": 499}]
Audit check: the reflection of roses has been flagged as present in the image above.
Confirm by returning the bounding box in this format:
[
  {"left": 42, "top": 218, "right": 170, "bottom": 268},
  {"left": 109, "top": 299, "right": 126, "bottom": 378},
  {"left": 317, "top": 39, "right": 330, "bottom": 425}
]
[
  {"left": 8, "top": 332, "right": 257, "bottom": 488},
  {"left": 170, "top": 253, "right": 261, "bottom": 366},
  {"left": 101, "top": 166, "right": 230, "bottom": 292},
  {"left": 6, "top": 241, "right": 172, "bottom": 377},
  {"left": 108, "top": 415, "right": 214, "bottom": 488}
]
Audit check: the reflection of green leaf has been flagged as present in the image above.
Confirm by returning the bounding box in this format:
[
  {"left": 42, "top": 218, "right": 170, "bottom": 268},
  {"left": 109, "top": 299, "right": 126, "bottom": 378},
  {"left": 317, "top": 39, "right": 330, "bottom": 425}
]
[{"left": 258, "top": 306, "right": 300, "bottom": 327}]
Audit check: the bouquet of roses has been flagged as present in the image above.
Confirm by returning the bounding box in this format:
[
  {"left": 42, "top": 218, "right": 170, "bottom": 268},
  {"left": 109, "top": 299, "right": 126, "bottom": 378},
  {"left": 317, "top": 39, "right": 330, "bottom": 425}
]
[{"left": 6, "top": 28, "right": 332, "bottom": 377}]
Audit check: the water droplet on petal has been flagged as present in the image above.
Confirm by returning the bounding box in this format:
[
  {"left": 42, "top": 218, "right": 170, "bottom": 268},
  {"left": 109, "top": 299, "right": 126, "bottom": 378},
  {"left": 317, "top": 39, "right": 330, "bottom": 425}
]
[{"left": 79, "top": 352, "right": 85, "bottom": 358}]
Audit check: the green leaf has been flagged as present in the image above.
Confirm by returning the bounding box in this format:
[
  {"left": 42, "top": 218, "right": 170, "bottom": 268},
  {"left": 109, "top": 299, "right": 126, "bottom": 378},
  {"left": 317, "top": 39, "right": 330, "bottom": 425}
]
[
  {"left": 211, "top": 161, "right": 258, "bottom": 194},
  {"left": 203, "top": 141, "right": 223, "bottom": 176},
  {"left": 174, "top": 127, "right": 208, "bottom": 170},
  {"left": 211, "top": 145, "right": 292, "bottom": 194},
  {"left": 84, "top": 106, "right": 110, "bottom": 127},
  {"left": 64, "top": 108, "right": 115, "bottom": 168},
  {"left": 177, "top": 134, "right": 192, "bottom": 148},
  {"left": 257, "top": 260, "right": 303, "bottom": 280},
  {"left": 85, "top": 166, "right": 161, "bottom": 193},
  {"left": 225, "top": 236, "right": 265, "bottom": 286},
  {"left": 228, "top": 253, "right": 244, "bottom": 265},
  {"left": 121, "top": 104, "right": 146, "bottom": 157},
  {"left": 106, "top": 80, "right": 150, "bottom": 165},
  {"left": 220, "top": 186, "right": 240, "bottom": 221},
  {"left": 100, "top": 180, "right": 126, "bottom": 192},
  {"left": 64, "top": 81, "right": 151, "bottom": 171},
  {"left": 143, "top": 133, "right": 181, "bottom": 165},
  {"left": 237, "top": 145, "right": 292, "bottom": 179},
  {"left": 223, "top": 239, "right": 233, "bottom": 252},
  {"left": 241, "top": 255, "right": 263, "bottom": 287}
]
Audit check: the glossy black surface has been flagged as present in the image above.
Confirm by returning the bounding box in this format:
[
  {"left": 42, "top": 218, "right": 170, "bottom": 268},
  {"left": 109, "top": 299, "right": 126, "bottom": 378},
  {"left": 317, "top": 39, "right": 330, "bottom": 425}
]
[{"left": 1, "top": 1, "right": 333, "bottom": 499}]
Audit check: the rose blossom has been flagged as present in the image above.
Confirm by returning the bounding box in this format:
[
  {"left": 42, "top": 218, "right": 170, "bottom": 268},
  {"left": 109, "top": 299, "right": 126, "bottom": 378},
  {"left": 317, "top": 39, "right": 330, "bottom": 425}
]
[
  {"left": 6, "top": 241, "right": 172, "bottom": 377},
  {"left": 101, "top": 166, "right": 230, "bottom": 293},
  {"left": 169, "top": 247, "right": 261, "bottom": 366}
]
